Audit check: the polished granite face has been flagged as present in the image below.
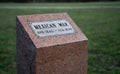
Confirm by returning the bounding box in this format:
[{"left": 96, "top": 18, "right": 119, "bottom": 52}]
[{"left": 17, "top": 13, "right": 88, "bottom": 74}]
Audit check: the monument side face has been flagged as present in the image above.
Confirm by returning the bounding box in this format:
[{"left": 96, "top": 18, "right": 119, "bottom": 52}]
[
  {"left": 36, "top": 41, "right": 87, "bottom": 74},
  {"left": 16, "top": 18, "right": 36, "bottom": 74},
  {"left": 16, "top": 13, "right": 88, "bottom": 74}
]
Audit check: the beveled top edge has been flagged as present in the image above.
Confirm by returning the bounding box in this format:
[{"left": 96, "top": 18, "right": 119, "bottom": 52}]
[{"left": 17, "top": 12, "right": 88, "bottom": 48}]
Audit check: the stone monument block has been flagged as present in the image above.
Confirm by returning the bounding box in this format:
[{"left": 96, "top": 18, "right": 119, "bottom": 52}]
[{"left": 16, "top": 13, "right": 88, "bottom": 74}]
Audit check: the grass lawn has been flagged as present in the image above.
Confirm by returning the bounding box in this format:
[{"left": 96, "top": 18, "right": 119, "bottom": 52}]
[{"left": 0, "top": 2, "right": 120, "bottom": 74}]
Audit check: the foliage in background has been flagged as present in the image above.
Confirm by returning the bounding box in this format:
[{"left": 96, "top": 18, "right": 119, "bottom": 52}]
[{"left": 0, "top": 0, "right": 120, "bottom": 3}]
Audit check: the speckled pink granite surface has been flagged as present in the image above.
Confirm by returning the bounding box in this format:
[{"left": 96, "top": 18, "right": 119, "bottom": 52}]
[{"left": 17, "top": 12, "right": 88, "bottom": 74}]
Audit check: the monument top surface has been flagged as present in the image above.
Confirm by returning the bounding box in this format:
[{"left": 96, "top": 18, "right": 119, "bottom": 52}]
[{"left": 17, "top": 12, "right": 87, "bottom": 48}]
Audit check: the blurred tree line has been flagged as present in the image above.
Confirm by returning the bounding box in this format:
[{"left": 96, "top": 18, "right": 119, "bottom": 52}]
[{"left": 0, "top": 0, "right": 119, "bottom": 2}]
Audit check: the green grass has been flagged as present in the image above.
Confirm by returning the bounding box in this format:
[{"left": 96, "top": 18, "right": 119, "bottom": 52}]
[{"left": 0, "top": 2, "right": 120, "bottom": 74}]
